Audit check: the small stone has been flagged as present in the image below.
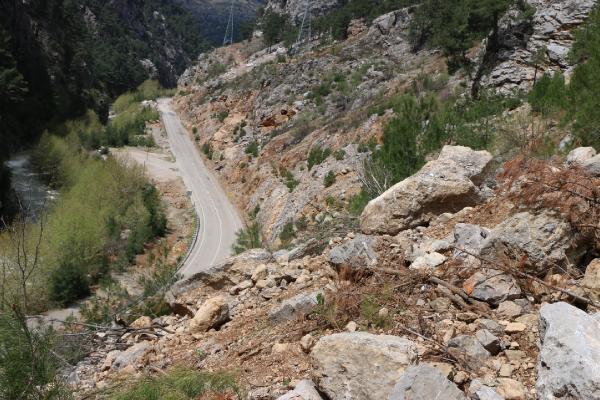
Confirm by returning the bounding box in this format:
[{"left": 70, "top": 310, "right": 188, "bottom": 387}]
[
  {"left": 429, "top": 297, "right": 451, "bottom": 312},
  {"left": 300, "top": 334, "right": 315, "bottom": 353},
  {"left": 497, "top": 378, "right": 526, "bottom": 400},
  {"left": 272, "top": 343, "right": 290, "bottom": 354},
  {"left": 496, "top": 301, "right": 522, "bottom": 320},
  {"left": 477, "top": 319, "right": 504, "bottom": 335},
  {"left": 457, "top": 312, "right": 479, "bottom": 322},
  {"left": 505, "top": 322, "right": 526, "bottom": 334},
  {"left": 453, "top": 371, "right": 468, "bottom": 384},
  {"left": 499, "top": 363, "right": 514, "bottom": 377},
  {"left": 130, "top": 316, "right": 152, "bottom": 329},
  {"left": 447, "top": 335, "right": 491, "bottom": 368},
  {"left": 378, "top": 307, "right": 389, "bottom": 318},
  {"left": 251, "top": 264, "right": 268, "bottom": 282},
  {"left": 410, "top": 252, "right": 447, "bottom": 270},
  {"left": 475, "top": 329, "right": 501, "bottom": 355},
  {"left": 345, "top": 321, "right": 358, "bottom": 332}
]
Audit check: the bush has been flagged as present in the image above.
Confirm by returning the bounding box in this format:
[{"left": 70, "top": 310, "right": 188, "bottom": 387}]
[
  {"left": 202, "top": 142, "right": 214, "bottom": 159},
  {"left": 245, "top": 140, "right": 259, "bottom": 157},
  {"left": 528, "top": 73, "right": 568, "bottom": 116},
  {"left": 215, "top": 110, "right": 229, "bottom": 123},
  {"left": 323, "top": 170, "right": 336, "bottom": 188},
  {"left": 307, "top": 146, "right": 331, "bottom": 170},
  {"left": 49, "top": 262, "right": 91, "bottom": 306},
  {"left": 0, "top": 312, "right": 69, "bottom": 400},
  {"left": 279, "top": 221, "right": 296, "bottom": 247},
  {"left": 334, "top": 149, "right": 346, "bottom": 160},
  {"left": 347, "top": 189, "right": 371, "bottom": 216},
  {"left": 232, "top": 223, "right": 262, "bottom": 255}
]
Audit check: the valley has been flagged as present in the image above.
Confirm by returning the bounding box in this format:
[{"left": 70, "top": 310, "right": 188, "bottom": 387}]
[{"left": 2, "top": 1, "right": 600, "bottom": 400}]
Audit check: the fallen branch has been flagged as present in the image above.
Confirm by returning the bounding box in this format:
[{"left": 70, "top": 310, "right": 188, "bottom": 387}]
[{"left": 453, "top": 245, "right": 600, "bottom": 309}]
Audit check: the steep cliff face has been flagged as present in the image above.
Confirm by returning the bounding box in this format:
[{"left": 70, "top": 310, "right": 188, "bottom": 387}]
[
  {"left": 265, "top": 0, "right": 341, "bottom": 22},
  {"left": 474, "top": 0, "right": 596, "bottom": 93}
]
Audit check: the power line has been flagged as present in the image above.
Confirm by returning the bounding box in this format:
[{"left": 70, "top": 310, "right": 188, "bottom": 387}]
[{"left": 223, "top": 0, "right": 235, "bottom": 46}]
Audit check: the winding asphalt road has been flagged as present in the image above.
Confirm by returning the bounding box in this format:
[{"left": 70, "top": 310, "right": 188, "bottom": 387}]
[{"left": 158, "top": 98, "right": 243, "bottom": 277}]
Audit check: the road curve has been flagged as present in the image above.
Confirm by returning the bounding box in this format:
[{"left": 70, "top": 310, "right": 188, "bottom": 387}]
[{"left": 157, "top": 98, "right": 243, "bottom": 277}]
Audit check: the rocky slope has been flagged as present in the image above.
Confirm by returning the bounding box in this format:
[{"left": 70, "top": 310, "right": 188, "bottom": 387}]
[{"left": 65, "top": 1, "right": 600, "bottom": 399}]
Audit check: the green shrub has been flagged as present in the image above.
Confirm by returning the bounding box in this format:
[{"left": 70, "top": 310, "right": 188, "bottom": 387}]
[
  {"left": 280, "top": 168, "right": 300, "bottom": 192},
  {"left": 323, "top": 170, "right": 336, "bottom": 188},
  {"left": 528, "top": 73, "right": 568, "bottom": 116},
  {"left": 279, "top": 221, "right": 296, "bottom": 247},
  {"left": 215, "top": 110, "right": 229, "bottom": 123},
  {"left": 245, "top": 140, "right": 259, "bottom": 157},
  {"left": 232, "top": 223, "right": 262, "bottom": 255},
  {"left": 334, "top": 149, "right": 346, "bottom": 160},
  {"left": 0, "top": 312, "right": 68, "bottom": 400},
  {"left": 202, "top": 143, "right": 214, "bottom": 159},
  {"left": 347, "top": 189, "right": 371, "bottom": 216},
  {"left": 307, "top": 146, "right": 331, "bottom": 170},
  {"left": 49, "top": 262, "right": 91, "bottom": 306}
]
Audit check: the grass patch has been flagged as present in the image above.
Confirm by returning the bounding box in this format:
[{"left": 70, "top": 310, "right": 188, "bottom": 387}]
[{"left": 108, "top": 368, "right": 242, "bottom": 400}]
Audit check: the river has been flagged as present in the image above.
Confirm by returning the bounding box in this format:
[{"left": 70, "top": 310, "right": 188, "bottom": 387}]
[{"left": 5, "top": 153, "right": 57, "bottom": 218}]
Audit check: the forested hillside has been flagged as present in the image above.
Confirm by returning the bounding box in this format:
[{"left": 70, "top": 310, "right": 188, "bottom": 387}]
[{"left": 0, "top": 0, "right": 211, "bottom": 218}]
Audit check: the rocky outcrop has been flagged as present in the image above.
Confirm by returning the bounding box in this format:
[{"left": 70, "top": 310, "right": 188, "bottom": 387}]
[
  {"left": 361, "top": 146, "right": 493, "bottom": 235},
  {"left": 311, "top": 332, "right": 418, "bottom": 400},
  {"left": 479, "top": 211, "right": 584, "bottom": 274},
  {"left": 389, "top": 365, "right": 466, "bottom": 400},
  {"left": 477, "top": 0, "right": 596, "bottom": 93},
  {"left": 265, "top": 0, "right": 341, "bottom": 23},
  {"left": 537, "top": 302, "right": 600, "bottom": 399}
]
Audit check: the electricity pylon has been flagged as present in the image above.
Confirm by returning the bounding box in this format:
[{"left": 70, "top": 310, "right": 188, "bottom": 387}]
[
  {"left": 294, "top": 1, "right": 312, "bottom": 50},
  {"left": 223, "top": 0, "right": 235, "bottom": 46}
]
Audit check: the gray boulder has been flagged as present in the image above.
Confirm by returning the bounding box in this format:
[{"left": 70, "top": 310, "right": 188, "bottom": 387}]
[
  {"left": 447, "top": 335, "right": 491, "bottom": 369},
  {"left": 361, "top": 146, "right": 493, "bottom": 235},
  {"left": 479, "top": 211, "right": 584, "bottom": 275},
  {"left": 567, "top": 147, "right": 597, "bottom": 166},
  {"left": 389, "top": 364, "right": 466, "bottom": 400},
  {"left": 269, "top": 292, "right": 319, "bottom": 324},
  {"left": 453, "top": 223, "right": 491, "bottom": 257},
  {"left": 581, "top": 154, "right": 600, "bottom": 177},
  {"left": 277, "top": 380, "right": 324, "bottom": 400},
  {"left": 464, "top": 269, "right": 521, "bottom": 305},
  {"left": 327, "top": 234, "right": 378, "bottom": 268},
  {"left": 312, "top": 332, "right": 418, "bottom": 400},
  {"left": 469, "top": 380, "right": 504, "bottom": 400},
  {"left": 111, "top": 342, "right": 151, "bottom": 370},
  {"left": 476, "top": 329, "right": 502, "bottom": 355},
  {"left": 537, "top": 302, "right": 600, "bottom": 399}
]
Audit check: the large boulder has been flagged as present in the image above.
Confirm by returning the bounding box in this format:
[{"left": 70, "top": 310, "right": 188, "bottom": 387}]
[
  {"left": 389, "top": 364, "right": 466, "bottom": 400},
  {"left": 479, "top": 212, "right": 584, "bottom": 275},
  {"left": 269, "top": 292, "right": 319, "bottom": 324},
  {"left": 311, "top": 332, "right": 418, "bottom": 400},
  {"left": 536, "top": 302, "right": 600, "bottom": 399},
  {"left": 361, "top": 146, "right": 492, "bottom": 235},
  {"left": 567, "top": 147, "right": 597, "bottom": 166},
  {"left": 188, "top": 296, "right": 230, "bottom": 333},
  {"left": 327, "top": 234, "right": 378, "bottom": 269}
]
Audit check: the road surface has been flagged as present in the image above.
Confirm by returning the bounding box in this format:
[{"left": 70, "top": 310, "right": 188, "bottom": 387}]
[{"left": 158, "top": 98, "right": 243, "bottom": 277}]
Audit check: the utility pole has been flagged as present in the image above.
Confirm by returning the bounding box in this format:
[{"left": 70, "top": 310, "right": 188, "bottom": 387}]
[
  {"left": 223, "top": 0, "right": 235, "bottom": 46},
  {"left": 294, "top": 1, "right": 312, "bottom": 51}
]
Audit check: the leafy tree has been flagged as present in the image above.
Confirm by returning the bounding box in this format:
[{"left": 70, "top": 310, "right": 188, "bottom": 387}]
[{"left": 232, "top": 223, "right": 262, "bottom": 254}]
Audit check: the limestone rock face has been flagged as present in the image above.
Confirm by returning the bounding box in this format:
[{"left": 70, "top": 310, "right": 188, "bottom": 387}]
[
  {"left": 188, "top": 296, "right": 230, "bottom": 333},
  {"left": 536, "top": 302, "right": 600, "bottom": 399},
  {"left": 477, "top": 0, "right": 596, "bottom": 93},
  {"left": 311, "top": 332, "right": 418, "bottom": 400},
  {"left": 389, "top": 364, "right": 466, "bottom": 400},
  {"left": 361, "top": 146, "right": 493, "bottom": 235}
]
